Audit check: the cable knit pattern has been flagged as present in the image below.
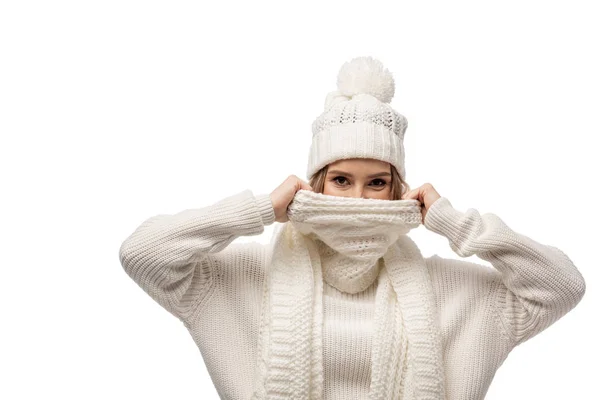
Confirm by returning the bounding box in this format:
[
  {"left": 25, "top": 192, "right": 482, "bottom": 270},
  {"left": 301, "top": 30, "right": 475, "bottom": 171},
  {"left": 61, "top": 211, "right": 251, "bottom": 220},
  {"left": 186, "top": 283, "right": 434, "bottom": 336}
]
[
  {"left": 251, "top": 189, "right": 445, "bottom": 399},
  {"left": 287, "top": 189, "right": 422, "bottom": 294},
  {"left": 118, "top": 190, "right": 586, "bottom": 400}
]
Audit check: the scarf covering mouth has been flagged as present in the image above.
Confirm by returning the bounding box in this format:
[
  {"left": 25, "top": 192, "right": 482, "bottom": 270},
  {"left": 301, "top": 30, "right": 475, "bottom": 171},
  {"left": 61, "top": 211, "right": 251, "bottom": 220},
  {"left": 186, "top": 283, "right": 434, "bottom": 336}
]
[
  {"left": 287, "top": 190, "right": 425, "bottom": 294},
  {"left": 251, "top": 190, "right": 447, "bottom": 400}
]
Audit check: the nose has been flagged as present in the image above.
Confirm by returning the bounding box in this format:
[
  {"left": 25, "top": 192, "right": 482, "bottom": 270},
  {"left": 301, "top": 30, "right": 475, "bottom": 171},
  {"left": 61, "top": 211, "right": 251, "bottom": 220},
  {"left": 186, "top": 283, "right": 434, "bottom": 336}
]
[{"left": 350, "top": 187, "right": 369, "bottom": 199}]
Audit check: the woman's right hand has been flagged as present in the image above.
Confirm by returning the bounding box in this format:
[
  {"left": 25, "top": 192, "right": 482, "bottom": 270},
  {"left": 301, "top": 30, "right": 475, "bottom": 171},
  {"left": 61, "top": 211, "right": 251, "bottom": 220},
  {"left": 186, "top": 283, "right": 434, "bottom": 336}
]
[{"left": 269, "top": 175, "right": 314, "bottom": 223}]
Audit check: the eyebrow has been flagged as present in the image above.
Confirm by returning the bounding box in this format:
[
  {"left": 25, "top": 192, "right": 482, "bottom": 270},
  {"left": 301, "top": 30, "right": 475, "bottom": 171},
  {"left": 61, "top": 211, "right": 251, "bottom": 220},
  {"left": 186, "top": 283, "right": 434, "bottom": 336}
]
[{"left": 327, "top": 170, "right": 392, "bottom": 178}]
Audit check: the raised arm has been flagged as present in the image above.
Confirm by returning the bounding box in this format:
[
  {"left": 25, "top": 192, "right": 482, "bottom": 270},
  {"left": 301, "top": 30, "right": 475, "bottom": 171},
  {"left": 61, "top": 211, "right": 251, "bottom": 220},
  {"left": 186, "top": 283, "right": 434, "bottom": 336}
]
[
  {"left": 423, "top": 197, "right": 586, "bottom": 347},
  {"left": 118, "top": 189, "right": 276, "bottom": 324}
]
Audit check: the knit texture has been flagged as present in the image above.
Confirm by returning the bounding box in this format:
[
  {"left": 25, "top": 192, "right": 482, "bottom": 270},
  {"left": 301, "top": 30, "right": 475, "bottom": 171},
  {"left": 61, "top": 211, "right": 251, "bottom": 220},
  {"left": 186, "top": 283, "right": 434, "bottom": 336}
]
[
  {"left": 306, "top": 56, "right": 408, "bottom": 181},
  {"left": 119, "top": 189, "right": 586, "bottom": 400},
  {"left": 288, "top": 189, "right": 422, "bottom": 294},
  {"left": 250, "top": 189, "right": 445, "bottom": 399}
]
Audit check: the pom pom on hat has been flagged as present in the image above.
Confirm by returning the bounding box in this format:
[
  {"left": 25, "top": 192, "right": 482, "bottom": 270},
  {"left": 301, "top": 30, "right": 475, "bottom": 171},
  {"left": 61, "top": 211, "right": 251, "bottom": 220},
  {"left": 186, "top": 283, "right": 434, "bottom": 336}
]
[
  {"left": 307, "top": 56, "right": 408, "bottom": 181},
  {"left": 336, "top": 56, "right": 395, "bottom": 104}
]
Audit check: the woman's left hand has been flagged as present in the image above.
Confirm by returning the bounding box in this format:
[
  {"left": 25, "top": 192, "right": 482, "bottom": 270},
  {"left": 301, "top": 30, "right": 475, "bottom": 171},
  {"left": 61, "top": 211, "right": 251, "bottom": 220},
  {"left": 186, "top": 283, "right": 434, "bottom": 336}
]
[{"left": 400, "top": 183, "right": 442, "bottom": 222}]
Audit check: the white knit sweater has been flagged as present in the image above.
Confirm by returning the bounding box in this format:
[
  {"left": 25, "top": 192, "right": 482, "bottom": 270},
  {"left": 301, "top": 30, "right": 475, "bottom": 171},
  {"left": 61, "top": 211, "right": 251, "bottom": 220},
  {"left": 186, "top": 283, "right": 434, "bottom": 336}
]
[{"left": 118, "top": 189, "right": 586, "bottom": 400}]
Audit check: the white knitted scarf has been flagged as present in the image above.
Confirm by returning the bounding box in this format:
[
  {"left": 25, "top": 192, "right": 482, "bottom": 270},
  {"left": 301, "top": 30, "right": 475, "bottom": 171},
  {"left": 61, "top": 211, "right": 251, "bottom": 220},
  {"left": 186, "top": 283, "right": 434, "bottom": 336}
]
[{"left": 251, "top": 190, "right": 447, "bottom": 400}]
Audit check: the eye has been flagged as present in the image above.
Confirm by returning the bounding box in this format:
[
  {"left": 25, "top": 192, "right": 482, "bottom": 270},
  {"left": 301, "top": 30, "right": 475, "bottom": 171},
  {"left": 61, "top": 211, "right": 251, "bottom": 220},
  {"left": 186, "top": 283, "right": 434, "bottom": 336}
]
[
  {"left": 370, "top": 179, "right": 387, "bottom": 187},
  {"left": 332, "top": 176, "right": 348, "bottom": 185}
]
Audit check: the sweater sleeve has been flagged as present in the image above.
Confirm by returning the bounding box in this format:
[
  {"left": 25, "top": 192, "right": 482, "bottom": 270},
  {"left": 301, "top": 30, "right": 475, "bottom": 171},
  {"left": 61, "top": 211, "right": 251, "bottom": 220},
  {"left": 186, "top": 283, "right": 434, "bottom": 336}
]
[
  {"left": 423, "top": 196, "right": 586, "bottom": 347},
  {"left": 118, "top": 189, "right": 276, "bottom": 324}
]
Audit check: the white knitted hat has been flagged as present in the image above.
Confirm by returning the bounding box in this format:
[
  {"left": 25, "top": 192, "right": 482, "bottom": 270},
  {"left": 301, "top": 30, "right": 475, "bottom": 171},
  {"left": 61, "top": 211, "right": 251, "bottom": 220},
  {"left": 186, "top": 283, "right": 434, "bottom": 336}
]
[{"left": 306, "top": 56, "right": 409, "bottom": 181}]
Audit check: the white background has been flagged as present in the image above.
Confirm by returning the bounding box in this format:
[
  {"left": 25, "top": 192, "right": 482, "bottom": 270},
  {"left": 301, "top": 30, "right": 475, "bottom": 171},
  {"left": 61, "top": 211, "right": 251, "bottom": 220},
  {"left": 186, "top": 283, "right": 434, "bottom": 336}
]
[{"left": 1, "top": 1, "right": 598, "bottom": 399}]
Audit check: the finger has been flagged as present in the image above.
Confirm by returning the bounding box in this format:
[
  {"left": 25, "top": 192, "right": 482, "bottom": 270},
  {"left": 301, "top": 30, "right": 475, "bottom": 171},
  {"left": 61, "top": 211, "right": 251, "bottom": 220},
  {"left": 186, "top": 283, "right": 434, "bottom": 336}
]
[
  {"left": 300, "top": 180, "right": 314, "bottom": 191},
  {"left": 402, "top": 188, "right": 417, "bottom": 200}
]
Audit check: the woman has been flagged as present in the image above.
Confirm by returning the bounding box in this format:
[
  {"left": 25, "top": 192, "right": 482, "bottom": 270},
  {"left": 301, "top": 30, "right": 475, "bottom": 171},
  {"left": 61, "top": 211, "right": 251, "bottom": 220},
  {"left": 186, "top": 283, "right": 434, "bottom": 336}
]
[{"left": 119, "top": 56, "right": 586, "bottom": 400}]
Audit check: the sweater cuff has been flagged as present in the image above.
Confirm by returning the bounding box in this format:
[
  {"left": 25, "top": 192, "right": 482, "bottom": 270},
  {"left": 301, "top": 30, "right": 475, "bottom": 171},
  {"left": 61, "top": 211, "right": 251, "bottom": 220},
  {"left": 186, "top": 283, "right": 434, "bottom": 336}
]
[
  {"left": 255, "top": 193, "right": 276, "bottom": 226},
  {"left": 423, "top": 196, "right": 466, "bottom": 240}
]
